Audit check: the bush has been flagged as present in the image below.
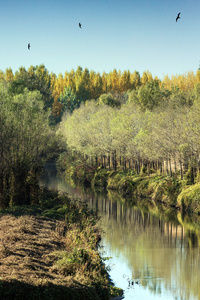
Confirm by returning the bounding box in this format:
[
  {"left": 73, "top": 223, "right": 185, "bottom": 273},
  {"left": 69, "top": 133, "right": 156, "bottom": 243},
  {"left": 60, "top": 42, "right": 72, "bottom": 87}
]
[{"left": 177, "top": 183, "right": 200, "bottom": 214}]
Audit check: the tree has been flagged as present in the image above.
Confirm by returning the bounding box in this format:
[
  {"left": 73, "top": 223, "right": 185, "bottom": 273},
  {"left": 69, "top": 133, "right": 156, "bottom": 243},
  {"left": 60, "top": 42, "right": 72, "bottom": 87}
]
[
  {"left": 119, "top": 70, "right": 132, "bottom": 92},
  {"left": 128, "top": 80, "right": 167, "bottom": 111},
  {"left": 0, "top": 83, "right": 59, "bottom": 207},
  {"left": 5, "top": 68, "right": 14, "bottom": 82},
  {"left": 98, "top": 93, "right": 121, "bottom": 107},
  {"left": 59, "top": 86, "right": 80, "bottom": 114},
  {"left": 75, "top": 67, "right": 91, "bottom": 102},
  {"left": 131, "top": 71, "right": 141, "bottom": 89},
  {"left": 141, "top": 70, "right": 153, "bottom": 85}
]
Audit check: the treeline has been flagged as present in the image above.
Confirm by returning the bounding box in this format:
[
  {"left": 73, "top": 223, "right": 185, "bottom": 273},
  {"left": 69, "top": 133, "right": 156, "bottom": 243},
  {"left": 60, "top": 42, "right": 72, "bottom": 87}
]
[
  {"left": 1, "top": 63, "right": 200, "bottom": 208},
  {"left": 1, "top": 65, "right": 200, "bottom": 123},
  {"left": 60, "top": 80, "right": 200, "bottom": 184},
  {"left": 0, "top": 81, "right": 61, "bottom": 208}
]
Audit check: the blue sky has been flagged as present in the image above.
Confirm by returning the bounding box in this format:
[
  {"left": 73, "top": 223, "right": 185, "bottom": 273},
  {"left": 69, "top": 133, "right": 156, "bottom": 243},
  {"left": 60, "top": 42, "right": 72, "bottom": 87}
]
[{"left": 0, "top": 0, "right": 200, "bottom": 79}]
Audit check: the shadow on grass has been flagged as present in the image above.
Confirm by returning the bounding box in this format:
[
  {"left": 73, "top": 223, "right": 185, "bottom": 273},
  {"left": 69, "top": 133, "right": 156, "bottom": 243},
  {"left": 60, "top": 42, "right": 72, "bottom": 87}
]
[
  {"left": 0, "top": 188, "right": 67, "bottom": 220},
  {"left": 0, "top": 279, "right": 103, "bottom": 300}
]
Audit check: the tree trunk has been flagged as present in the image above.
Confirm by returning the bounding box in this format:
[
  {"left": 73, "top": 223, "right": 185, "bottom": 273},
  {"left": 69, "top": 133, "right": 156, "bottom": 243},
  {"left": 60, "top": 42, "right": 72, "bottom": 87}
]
[
  {"left": 147, "top": 162, "right": 150, "bottom": 176},
  {"left": 166, "top": 160, "right": 169, "bottom": 175},
  {"left": 137, "top": 161, "right": 140, "bottom": 174},
  {"left": 169, "top": 159, "right": 172, "bottom": 177},
  {"left": 174, "top": 159, "right": 177, "bottom": 174},
  {"left": 180, "top": 160, "right": 183, "bottom": 180},
  {"left": 191, "top": 166, "right": 194, "bottom": 184},
  {"left": 114, "top": 150, "right": 117, "bottom": 171},
  {"left": 123, "top": 157, "right": 126, "bottom": 170},
  {"left": 103, "top": 156, "right": 106, "bottom": 168},
  {"left": 101, "top": 155, "right": 103, "bottom": 167},
  {"left": 128, "top": 159, "right": 131, "bottom": 170},
  {"left": 108, "top": 156, "right": 111, "bottom": 170}
]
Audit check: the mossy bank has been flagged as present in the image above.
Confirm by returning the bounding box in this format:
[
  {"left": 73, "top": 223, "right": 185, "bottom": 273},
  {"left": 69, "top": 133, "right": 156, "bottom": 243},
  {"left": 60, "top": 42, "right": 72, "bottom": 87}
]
[{"left": 63, "top": 162, "right": 200, "bottom": 215}]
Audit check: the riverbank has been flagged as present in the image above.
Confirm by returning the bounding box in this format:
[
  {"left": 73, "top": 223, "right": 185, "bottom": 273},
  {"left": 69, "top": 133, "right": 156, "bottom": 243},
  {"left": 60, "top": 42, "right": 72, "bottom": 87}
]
[
  {"left": 63, "top": 163, "right": 200, "bottom": 215},
  {"left": 0, "top": 188, "right": 123, "bottom": 300}
]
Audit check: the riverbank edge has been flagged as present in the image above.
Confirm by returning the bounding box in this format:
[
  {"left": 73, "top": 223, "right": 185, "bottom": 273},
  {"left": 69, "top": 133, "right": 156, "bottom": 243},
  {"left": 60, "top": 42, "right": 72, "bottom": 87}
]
[
  {"left": 0, "top": 188, "right": 123, "bottom": 300},
  {"left": 64, "top": 165, "right": 200, "bottom": 215}
]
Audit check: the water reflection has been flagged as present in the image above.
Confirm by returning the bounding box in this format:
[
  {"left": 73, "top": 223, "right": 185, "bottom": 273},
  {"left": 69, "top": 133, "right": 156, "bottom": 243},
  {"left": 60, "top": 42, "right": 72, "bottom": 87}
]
[{"left": 40, "top": 171, "right": 200, "bottom": 300}]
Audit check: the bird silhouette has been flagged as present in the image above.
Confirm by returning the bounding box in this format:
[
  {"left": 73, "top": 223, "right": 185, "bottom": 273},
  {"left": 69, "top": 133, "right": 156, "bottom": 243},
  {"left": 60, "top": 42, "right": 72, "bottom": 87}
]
[
  {"left": 79, "top": 22, "right": 82, "bottom": 28},
  {"left": 28, "top": 43, "right": 31, "bottom": 50},
  {"left": 176, "top": 12, "right": 181, "bottom": 22}
]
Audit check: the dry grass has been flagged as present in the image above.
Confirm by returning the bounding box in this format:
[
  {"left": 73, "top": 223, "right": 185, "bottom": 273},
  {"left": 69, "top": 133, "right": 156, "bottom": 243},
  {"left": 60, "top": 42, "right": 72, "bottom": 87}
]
[
  {"left": 0, "top": 189, "right": 123, "bottom": 299},
  {"left": 0, "top": 214, "right": 103, "bottom": 300},
  {"left": 0, "top": 215, "right": 69, "bottom": 285}
]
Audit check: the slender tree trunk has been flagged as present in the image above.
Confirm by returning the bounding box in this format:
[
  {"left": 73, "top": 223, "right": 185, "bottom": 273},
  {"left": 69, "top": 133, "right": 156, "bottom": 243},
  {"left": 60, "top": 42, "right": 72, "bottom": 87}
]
[
  {"left": 169, "top": 159, "right": 172, "bottom": 177},
  {"left": 191, "top": 166, "right": 194, "bottom": 184},
  {"left": 123, "top": 157, "right": 126, "bottom": 170},
  {"left": 128, "top": 159, "right": 131, "bottom": 170},
  {"left": 174, "top": 159, "right": 177, "bottom": 174},
  {"left": 180, "top": 160, "right": 183, "bottom": 180},
  {"left": 137, "top": 160, "right": 140, "bottom": 174},
  {"left": 156, "top": 160, "right": 159, "bottom": 173},
  {"left": 132, "top": 158, "right": 134, "bottom": 171},
  {"left": 135, "top": 162, "right": 139, "bottom": 174},
  {"left": 147, "top": 162, "right": 150, "bottom": 176},
  {"left": 111, "top": 154, "right": 114, "bottom": 170},
  {"left": 108, "top": 156, "right": 110, "bottom": 170},
  {"left": 101, "top": 155, "right": 103, "bottom": 167},
  {"left": 103, "top": 156, "right": 106, "bottom": 168},
  {"left": 114, "top": 150, "right": 117, "bottom": 171},
  {"left": 166, "top": 160, "right": 169, "bottom": 175},
  {"left": 159, "top": 161, "right": 162, "bottom": 174},
  {"left": 162, "top": 161, "right": 165, "bottom": 175}
]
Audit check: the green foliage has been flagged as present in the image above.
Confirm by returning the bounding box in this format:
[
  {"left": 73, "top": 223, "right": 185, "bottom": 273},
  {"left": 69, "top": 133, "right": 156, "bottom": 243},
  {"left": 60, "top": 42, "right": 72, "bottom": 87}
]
[
  {"left": 128, "top": 80, "right": 170, "bottom": 111},
  {"left": 9, "top": 65, "right": 53, "bottom": 109},
  {"left": 177, "top": 183, "right": 200, "bottom": 214},
  {"left": 92, "top": 168, "right": 111, "bottom": 188},
  {"left": 59, "top": 86, "right": 80, "bottom": 114},
  {"left": 0, "top": 83, "right": 60, "bottom": 208},
  {"left": 98, "top": 93, "right": 121, "bottom": 107}
]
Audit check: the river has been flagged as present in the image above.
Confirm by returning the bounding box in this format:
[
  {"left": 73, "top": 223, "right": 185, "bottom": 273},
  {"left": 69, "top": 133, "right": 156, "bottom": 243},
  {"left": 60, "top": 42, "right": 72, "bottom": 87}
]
[{"left": 40, "top": 167, "right": 200, "bottom": 300}]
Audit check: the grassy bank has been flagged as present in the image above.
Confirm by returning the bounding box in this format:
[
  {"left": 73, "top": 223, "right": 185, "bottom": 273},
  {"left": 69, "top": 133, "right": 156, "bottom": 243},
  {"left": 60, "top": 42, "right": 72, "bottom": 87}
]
[
  {"left": 62, "top": 161, "right": 200, "bottom": 215},
  {"left": 0, "top": 188, "right": 123, "bottom": 300}
]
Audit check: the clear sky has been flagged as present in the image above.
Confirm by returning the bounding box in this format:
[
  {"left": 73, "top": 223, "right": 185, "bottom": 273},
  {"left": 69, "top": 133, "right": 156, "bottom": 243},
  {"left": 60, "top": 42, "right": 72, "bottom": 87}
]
[{"left": 0, "top": 0, "right": 200, "bottom": 79}]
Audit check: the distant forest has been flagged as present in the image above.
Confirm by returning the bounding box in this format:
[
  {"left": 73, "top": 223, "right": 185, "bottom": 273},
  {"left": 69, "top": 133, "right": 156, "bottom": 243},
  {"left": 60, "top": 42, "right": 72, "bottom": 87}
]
[{"left": 2, "top": 64, "right": 200, "bottom": 123}]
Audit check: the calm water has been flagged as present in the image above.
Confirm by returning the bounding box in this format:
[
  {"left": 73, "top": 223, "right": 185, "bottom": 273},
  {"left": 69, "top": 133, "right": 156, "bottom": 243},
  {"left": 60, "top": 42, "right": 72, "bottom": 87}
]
[{"left": 40, "top": 169, "right": 200, "bottom": 300}]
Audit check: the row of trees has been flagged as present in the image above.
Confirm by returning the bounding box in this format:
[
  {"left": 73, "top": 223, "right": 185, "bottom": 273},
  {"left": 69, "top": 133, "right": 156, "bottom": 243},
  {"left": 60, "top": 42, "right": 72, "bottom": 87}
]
[
  {"left": 0, "top": 81, "right": 61, "bottom": 208},
  {"left": 60, "top": 82, "right": 200, "bottom": 182},
  {"left": 1, "top": 63, "right": 200, "bottom": 207},
  {"left": 1, "top": 65, "right": 200, "bottom": 123}
]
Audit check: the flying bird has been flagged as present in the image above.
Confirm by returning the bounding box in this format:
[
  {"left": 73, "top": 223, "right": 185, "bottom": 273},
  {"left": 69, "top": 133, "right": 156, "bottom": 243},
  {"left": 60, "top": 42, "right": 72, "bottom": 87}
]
[
  {"left": 28, "top": 43, "right": 31, "bottom": 50},
  {"left": 79, "top": 22, "right": 82, "bottom": 28},
  {"left": 176, "top": 12, "right": 181, "bottom": 22}
]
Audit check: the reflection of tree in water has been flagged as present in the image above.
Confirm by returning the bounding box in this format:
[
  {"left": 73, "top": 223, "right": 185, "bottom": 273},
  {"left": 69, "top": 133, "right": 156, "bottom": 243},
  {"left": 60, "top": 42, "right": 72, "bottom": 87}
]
[
  {"left": 93, "top": 194, "right": 200, "bottom": 300},
  {"left": 40, "top": 171, "right": 200, "bottom": 300}
]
